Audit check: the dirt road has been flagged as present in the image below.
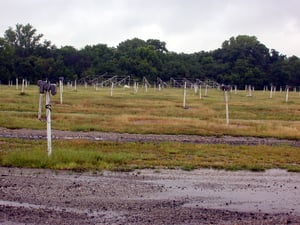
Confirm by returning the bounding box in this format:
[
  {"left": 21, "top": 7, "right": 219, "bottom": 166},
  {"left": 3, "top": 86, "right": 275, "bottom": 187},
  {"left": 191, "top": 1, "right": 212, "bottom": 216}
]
[
  {"left": 1, "top": 167, "right": 299, "bottom": 225},
  {"left": 0, "top": 127, "right": 299, "bottom": 146}
]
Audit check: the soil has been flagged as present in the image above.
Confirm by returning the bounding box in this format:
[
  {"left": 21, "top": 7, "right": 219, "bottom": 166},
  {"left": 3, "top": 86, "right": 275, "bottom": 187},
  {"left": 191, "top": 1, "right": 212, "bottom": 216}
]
[
  {"left": 0, "top": 127, "right": 299, "bottom": 146},
  {"left": 0, "top": 127, "right": 300, "bottom": 224},
  {"left": 0, "top": 168, "right": 299, "bottom": 225}
]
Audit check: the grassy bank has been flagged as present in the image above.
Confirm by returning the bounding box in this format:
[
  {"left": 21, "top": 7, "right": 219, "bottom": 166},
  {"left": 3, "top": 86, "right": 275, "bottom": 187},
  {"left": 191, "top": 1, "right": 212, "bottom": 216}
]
[
  {"left": 0, "top": 85, "right": 300, "bottom": 139},
  {"left": 0, "top": 138, "right": 299, "bottom": 172}
]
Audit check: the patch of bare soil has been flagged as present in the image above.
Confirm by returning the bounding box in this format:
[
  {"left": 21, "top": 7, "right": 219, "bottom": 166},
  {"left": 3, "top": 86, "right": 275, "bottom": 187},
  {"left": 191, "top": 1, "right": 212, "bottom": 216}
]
[
  {"left": 0, "top": 167, "right": 299, "bottom": 225},
  {"left": 0, "top": 127, "right": 299, "bottom": 146}
]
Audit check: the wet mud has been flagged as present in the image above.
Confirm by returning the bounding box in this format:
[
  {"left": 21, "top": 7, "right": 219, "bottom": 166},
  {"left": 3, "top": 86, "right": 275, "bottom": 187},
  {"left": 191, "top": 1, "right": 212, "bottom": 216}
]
[{"left": 1, "top": 167, "right": 299, "bottom": 224}]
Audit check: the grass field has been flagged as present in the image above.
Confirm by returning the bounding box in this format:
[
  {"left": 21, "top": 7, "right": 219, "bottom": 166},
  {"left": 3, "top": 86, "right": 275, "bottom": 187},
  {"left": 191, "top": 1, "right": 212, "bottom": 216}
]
[
  {"left": 0, "top": 84, "right": 300, "bottom": 138},
  {"left": 0, "top": 138, "right": 299, "bottom": 172},
  {"left": 0, "top": 84, "right": 299, "bottom": 171}
]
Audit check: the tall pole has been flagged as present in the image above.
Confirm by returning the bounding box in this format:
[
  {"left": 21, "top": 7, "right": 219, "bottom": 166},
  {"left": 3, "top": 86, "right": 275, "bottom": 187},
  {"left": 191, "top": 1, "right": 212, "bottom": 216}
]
[
  {"left": 21, "top": 79, "right": 25, "bottom": 94},
  {"left": 285, "top": 86, "right": 289, "bottom": 103},
  {"left": 199, "top": 85, "right": 202, "bottom": 99},
  {"left": 45, "top": 91, "right": 52, "bottom": 157},
  {"left": 224, "top": 90, "right": 229, "bottom": 125},
  {"left": 110, "top": 82, "right": 114, "bottom": 96},
  {"left": 183, "top": 81, "right": 186, "bottom": 108},
  {"left": 270, "top": 85, "right": 273, "bottom": 98},
  {"left": 59, "top": 79, "right": 63, "bottom": 104}
]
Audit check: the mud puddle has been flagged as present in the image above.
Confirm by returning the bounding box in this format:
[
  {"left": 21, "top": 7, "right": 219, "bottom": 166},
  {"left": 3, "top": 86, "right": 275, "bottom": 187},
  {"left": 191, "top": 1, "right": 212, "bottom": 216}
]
[{"left": 137, "top": 169, "right": 300, "bottom": 215}]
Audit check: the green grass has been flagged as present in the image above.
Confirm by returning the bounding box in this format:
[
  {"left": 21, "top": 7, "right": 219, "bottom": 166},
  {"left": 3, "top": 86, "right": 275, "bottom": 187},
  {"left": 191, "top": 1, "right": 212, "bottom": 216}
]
[
  {"left": 0, "top": 138, "right": 299, "bottom": 172},
  {"left": 0, "top": 85, "right": 299, "bottom": 172},
  {"left": 0, "top": 85, "right": 299, "bottom": 139}
]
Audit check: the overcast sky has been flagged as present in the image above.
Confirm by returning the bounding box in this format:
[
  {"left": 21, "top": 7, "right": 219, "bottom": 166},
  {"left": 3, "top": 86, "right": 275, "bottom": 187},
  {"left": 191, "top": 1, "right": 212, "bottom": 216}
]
[{"left": 1, "top": 0, "right": 299, "bottom": 56}]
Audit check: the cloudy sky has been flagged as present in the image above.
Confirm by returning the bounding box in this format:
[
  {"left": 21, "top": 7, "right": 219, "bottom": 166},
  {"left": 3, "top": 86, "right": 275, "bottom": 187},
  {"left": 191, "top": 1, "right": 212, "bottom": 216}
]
[{"left": 1, "top": 0, "right": 299, "bottom": 56}]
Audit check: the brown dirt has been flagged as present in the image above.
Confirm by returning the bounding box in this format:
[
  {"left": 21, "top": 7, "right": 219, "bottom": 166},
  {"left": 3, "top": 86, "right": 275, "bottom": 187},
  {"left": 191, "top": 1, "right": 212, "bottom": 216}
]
[
  {"left": 0, "top": 168, "right": 299, "bottom": 225},
  {"left": 0, "top": 127, "right": 299, "bottom": 146}
]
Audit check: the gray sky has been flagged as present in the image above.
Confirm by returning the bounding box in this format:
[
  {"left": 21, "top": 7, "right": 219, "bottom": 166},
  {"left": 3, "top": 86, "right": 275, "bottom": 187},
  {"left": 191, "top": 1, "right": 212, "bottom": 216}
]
[{"left": 1, "top": 0, "right": 299, "bottom": 56}]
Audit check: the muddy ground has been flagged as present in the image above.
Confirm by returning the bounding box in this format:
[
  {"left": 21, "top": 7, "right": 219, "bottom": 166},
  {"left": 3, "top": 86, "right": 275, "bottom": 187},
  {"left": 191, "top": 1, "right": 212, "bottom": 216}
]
[
  {"left": 0, "top": 168, "right": 299, "bottom": 225},
  {"left": 0, "top": 127, "right": 300, "bottom": 224}
]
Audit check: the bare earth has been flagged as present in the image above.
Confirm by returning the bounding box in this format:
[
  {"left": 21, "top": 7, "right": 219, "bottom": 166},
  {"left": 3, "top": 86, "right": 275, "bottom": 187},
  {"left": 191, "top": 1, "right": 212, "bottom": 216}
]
[
  {"left": 0, "top": 127, "right": 300, "bottom": 146},
  {"left": 0, "top": 168, "right": 299, "bottom": 225},
  {"left": 0, "top": 127, "right": 300, "bottom": 224}
]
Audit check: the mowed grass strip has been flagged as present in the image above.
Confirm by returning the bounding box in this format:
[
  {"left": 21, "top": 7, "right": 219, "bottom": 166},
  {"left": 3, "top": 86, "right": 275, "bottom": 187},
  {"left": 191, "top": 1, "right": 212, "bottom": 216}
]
[{"left": 0, "top": 138, "right": 299, "bottom": 172}]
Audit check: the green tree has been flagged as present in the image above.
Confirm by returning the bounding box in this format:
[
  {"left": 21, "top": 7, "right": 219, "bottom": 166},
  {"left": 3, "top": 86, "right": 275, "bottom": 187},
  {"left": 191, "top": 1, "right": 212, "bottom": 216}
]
[{"left": 0, "top": 37, "right": 14, "bottom": 83}]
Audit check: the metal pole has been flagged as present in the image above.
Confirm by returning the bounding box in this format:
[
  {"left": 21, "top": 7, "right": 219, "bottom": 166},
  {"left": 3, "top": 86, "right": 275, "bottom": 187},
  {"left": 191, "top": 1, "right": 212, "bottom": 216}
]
[
  {"left": 45, "top": 91, "right": 52, "bottom": 157},
  {"left": 110, "top": 82, "right": 114, "bottom": 96},
  {"left": 21, "top": 79, "right": 25, "bottom": 94},
  {"left": 224, "top": 90, "right": 229, "bottom": 125},
  {"left": 285, "top": 86, "right": 289, "bottom": 103},
  {"left": 59, "top": 80, "right": 63, "bottom": 104},
  {"left": 199, "top": 85, "right": 202, "bottom": 99},
  {"left": 183, "top": 81, "right": 187, "bottom": 109}
]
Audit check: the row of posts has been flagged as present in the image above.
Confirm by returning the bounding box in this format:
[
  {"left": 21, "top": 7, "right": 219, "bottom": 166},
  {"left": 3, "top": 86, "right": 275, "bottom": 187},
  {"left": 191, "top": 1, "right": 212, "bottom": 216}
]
[{"left": 24, "top": 79, "right": 297, "bottom": 157}]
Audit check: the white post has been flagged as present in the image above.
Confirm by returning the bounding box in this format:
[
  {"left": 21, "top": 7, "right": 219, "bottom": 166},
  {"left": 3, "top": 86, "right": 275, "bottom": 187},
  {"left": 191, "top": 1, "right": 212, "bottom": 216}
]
[
  {"left": 110, "top": 82, "right": 114, "bottom": 96},
  {"left": 134, "top": 82, "right": 138, "bottom": 94},
  {"left": 285, "top": 86, "right": 289, "bottom": 103},
  {"left": 16, "top": 78, "right": 18, "bottom": 90},
  {"left": 38, "top": 94, "right": 43, "bottom": 120},
  {"left": 234, "top": 85, "right": 237, "bottom": 94},
  {"left": 205, "top": 85, "right": 208, "bottom": 97},
  {"left": 21, "top": 79, "right": 25, "bottom": 94},
  {"left": 269, "top": 85, "right": 273, "bottom": 98},
  {"left": 199, "top": 85, "right": 202, "bottom": 99},
  {"left": 248, "top": 85, "right": 252, "bottom": 97},
  {"left": 183, "top": 81, "right": 187, "bottom": 109},
  {"left": 45, "top": 91, "right": 52, "bottom": 157},
  {"left": 59, "top": 80, "right": 63, "bottom": 104},
  {"left": 145, "top": 83, "right": 148, "bottom": 93},
  {"left": 224, "top": 90, "right": 229, "bottom": 125},
  {"left": 194, "top": 84, "right": 198, "bottom": 94},
  {"left": 74, "top": 80, "right": 77, "bottom": 92}
]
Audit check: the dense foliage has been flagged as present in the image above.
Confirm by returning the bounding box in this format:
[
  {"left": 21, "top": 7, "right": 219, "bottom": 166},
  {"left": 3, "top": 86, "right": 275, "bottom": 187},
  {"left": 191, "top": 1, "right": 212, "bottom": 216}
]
[{"left": 1, "top": 23, "right": 299, "bottom": 89}]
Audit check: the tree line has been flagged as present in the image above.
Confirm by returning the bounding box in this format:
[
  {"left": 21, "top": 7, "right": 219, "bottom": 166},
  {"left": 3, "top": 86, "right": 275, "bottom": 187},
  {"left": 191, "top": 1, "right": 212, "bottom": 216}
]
[{"left": 0, "top": 23, "right": 299, "bottom": 89}]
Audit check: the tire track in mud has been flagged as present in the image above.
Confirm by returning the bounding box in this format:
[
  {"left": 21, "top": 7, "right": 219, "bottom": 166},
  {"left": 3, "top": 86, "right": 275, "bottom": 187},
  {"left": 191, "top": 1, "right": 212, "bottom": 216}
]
[{"left": 0, "top": 127, "right": 299, "bottom": 146}]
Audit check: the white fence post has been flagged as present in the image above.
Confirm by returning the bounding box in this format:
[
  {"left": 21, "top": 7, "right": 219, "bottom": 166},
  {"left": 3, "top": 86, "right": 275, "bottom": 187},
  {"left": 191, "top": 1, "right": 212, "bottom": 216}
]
[{"left": 183, "top": 81, "right": 187, "bottom": 109}]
